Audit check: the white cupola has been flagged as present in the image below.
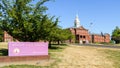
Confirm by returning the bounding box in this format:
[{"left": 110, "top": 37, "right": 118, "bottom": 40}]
[{"left": 74, "top": 14, "right": 80, "bottom": 28}]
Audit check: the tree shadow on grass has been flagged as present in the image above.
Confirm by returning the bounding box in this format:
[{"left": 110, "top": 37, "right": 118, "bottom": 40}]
[
  {"left": 0, "top": 49, "right": 8, "bottom": 56},
  {"left": 49, "top": 45, "right": 63, "bottom": 50},
  {"left": 51, "top": 44, "right": 67, "bottom": 46},
  {"left": 49, "top": 44, "right": 67, "bottom": 50}
]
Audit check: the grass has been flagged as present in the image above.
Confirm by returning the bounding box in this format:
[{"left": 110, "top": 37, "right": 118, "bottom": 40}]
[
  {"left": 1, "top": 42, "right": 120, "bottom": 68},
  {"left": 49, "top": 44, "right": 68, "bottom": 52},
  {"left": 48, "top": 44, "right": 68, "bottom": 67},
  {"left": 1, "top": 65, "right": 49, "bottom": 68},
  {"left": 115, "top": 44, "right": 120, "bottom": 46},
  {"left": 0, "top": 49, "right": 8, "bottom": 56},
  {"left": 103, "top": 49, "right": 120, "bottom": 68},
  {"left": 0, "top": 42, "right": 8, "bottom": 49},
  {"left": 0, "top": 42, "right": 8, "bottom": 56}
]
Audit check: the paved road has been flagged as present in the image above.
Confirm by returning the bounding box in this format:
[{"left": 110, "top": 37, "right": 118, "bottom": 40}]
[{"left": 73, "top": 44, "right": 120, "bottom": 49}]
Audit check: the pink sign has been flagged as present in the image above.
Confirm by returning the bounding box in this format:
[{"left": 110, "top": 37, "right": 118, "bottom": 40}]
[{"left": 8, "top": 42, "right": 48, "bottom": 56}]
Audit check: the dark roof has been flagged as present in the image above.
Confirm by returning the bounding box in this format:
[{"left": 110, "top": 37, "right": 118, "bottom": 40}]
[{"left": 92, "top": 33, "right": 110, "bottom": 36}]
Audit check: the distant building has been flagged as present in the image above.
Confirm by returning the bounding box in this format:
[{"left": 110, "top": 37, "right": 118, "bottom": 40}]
[
  {"left": 91, "top": 33, "right": 110, "bottom": 43},
  {"left": 69, "top": 15, "right": 110, "bottom": 44},
  {"left": 4, "top": 31, "right": 19, "bottom": 42},
  {"left": 4, "top": 31, "right": 13, "bottom": 42}
]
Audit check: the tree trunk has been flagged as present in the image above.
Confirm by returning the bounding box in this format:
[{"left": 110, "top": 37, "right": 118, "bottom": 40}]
[
  {"left": 49, "top": 41, "right": 52, "bottom": 48},
  {"left": 58, "top": 40, "right": 60, "bottom": 45}
]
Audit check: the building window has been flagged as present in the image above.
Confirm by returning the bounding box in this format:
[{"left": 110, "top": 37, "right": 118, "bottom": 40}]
[
  {"left": 83, "top": 36, "right": 85, "bottom": 38},
  {"left": 80, "top": 35, "right": 82, "bottom": 38}
]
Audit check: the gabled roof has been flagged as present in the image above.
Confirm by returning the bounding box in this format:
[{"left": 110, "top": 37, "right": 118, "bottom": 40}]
[
  {"left": 79, "top": 26, "right": 87, "bottom": 30},
  {"left": 69, "top": 26, "right": 88, "bottom": 31},
  {"left": 75, "top": 26, "right": 88, "bottom": 30},
  {"left": 92, "top": 33, "right": 110, "bottom": 37}
]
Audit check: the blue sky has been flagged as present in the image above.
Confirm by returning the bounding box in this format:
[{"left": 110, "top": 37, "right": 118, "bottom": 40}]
[{"left": 36, "top": 0, "right": 120, "bottom": 35}]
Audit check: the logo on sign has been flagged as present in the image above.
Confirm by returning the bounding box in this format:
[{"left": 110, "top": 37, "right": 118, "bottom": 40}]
[{"left": 13, "top": 48, "right": 20, "bottom": 54}]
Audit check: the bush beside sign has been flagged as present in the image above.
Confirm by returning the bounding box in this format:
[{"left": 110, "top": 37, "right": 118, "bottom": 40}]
[{"left": 8, "top": 42, "right": 48, "bottom": 56}]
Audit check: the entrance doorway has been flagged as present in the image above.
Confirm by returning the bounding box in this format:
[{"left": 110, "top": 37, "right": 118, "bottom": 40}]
[{"left": 83, "top": 41, "right": 86, "bottom": 44}]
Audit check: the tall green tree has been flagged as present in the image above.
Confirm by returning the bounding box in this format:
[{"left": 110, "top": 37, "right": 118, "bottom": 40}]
[
  {"left": 111, "top": 26, "right": 120, "bottom": 44},
  {"left": 48, "top": 27, "right": 74, "bottom": 45},
  {"left": 0, "top": 0, "right": 58, "bottom": 42},
  {"left": 0, "top": 27, "right": 3, "bottom": 42},
  {"left": 57, "top": 29, "right": 74, "bottom": 44}
]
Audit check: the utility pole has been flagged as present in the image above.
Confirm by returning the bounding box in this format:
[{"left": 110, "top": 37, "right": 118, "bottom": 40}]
[{"left": 89, "top": 22, "right": 93, "bottom": 44}]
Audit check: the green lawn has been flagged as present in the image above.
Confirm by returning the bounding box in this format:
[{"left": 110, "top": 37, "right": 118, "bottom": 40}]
[
  {"left": 49, "top": 44, "right": 68, "bottom": 52},
  {"left": 1, "top": 65, "right": 49, "bottom": 68},
  {"left": 0, "top": 42, "right": 8, "bottom": 56},
  {"left": 0, "top": 42, "right": 8, "bottom": 49}
]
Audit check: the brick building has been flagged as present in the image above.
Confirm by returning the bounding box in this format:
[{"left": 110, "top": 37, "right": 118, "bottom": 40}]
[
  {"left": 91, "top": 33, "right": 110, "bottom": 43},
  {"left": 70, "top": 26, "right": 91, "bottom": 44},
  {"left": 4, "top": 31, "right": 13, "bottom": 42},
  {"left": 69, "top": 15, "right": 110, "bottom": 44}
]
